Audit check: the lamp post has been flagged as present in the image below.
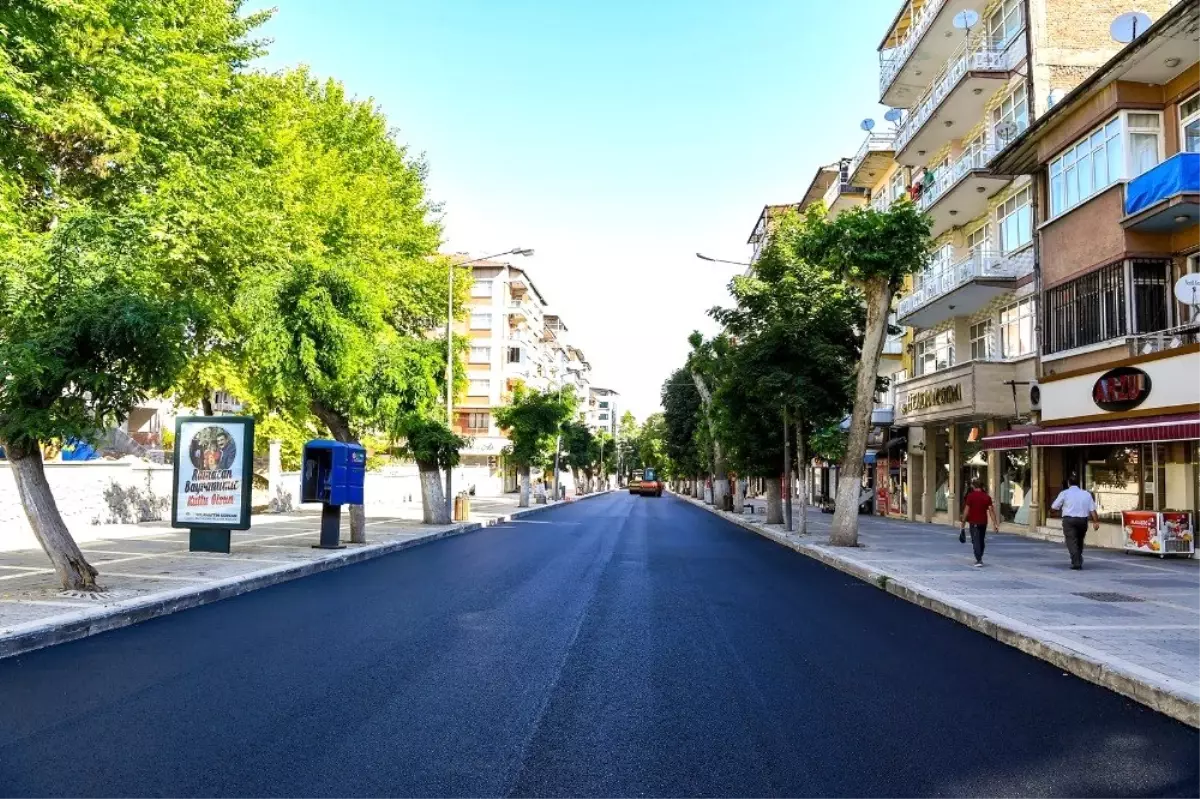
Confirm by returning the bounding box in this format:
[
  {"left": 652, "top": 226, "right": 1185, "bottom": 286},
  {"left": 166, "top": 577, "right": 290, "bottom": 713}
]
[
  {"left": 446, "top": 247, "right": 533, "bottom": 519},
  {"left": 695, "top": 252, "right": 751, "bottom": 267}
]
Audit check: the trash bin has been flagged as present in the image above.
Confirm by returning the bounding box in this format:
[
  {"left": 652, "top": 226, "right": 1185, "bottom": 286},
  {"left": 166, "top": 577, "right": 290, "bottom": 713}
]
[{"left": 453, "top": 492, "right": 471, "bottom": 521}]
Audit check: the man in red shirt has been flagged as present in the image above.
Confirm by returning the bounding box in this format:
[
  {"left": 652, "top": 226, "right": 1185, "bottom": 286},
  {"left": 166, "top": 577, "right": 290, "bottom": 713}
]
[{"left": 960, "top": 478, "right": 1000, "bottom": 568}]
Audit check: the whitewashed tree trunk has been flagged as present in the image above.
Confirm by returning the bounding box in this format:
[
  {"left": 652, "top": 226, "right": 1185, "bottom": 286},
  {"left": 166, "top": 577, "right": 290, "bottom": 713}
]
[
  {"left": 796, "top": 417, "right": 809, "bottom": 536},
  {"left": 417, "top": 461, "right": 450, "bottom": 524},
  {"left": 7, "top": 441, "right": 99, "bottom": 590},
  {"left": 765, "top": 477, "right": 783, "bottom": 524},
  {"left": 783, "top": 405, "right": 793, "bottom": 533},
  {"left": 519, "top": 464, "right": 531, "bottom": 507},
  {"left": 693, "top": 476, "right": 702, "bottom": 499},
  {"left": 733, "top": 475, "right": 745, "bottom": 514},
  {"left": 831, "top": 276, "right": 894, "bottom": 547}
]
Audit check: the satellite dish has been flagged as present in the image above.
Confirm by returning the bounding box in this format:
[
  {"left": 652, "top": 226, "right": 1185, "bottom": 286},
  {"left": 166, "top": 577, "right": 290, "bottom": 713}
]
[
  {"left": 861, "top": 118, "right": 876, "bottom": 132},
  {"left": 1174, "top": 273, "right": 1200, "bottom": 306},
  {"left": 884, "top": 108, "right": 903, "bottom": 124},
  {"left": 995, "top": 121, "right": 1018, "bottom": 142},
  {"left": 1110, "top": 11, "right": 1152, "bottom": 43},
  {"left": 952, "top": 9, "right": 979, "bottom": 31}
]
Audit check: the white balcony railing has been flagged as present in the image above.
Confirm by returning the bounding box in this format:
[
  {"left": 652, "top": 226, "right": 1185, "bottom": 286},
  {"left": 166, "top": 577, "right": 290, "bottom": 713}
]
[
  {"left": 870, "top": 192, "right": 895, "bottom": 213},
  {"left": 849, "top": 133, "right": 896, "bottom": 182},
  {"left": 879, "top": 0, "right": 950, "bottom": 98},
  {"left": 898, "top": 247, "right": 1030, "bottom": 318},
  {"left": 893, "top": 34, "right": 1013, "bottom": 155},
  {"left": 917, "top": 145, "right": 999, "bottom": 212}
]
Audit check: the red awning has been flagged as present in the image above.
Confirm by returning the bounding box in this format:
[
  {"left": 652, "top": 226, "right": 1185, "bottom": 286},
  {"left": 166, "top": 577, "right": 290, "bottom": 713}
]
[
  {"left": 981, "top": 426, "right": 1039, "bottom": 450},
  {"left": 1032, "top": 413, "right": 1200, "bottom": 447}
]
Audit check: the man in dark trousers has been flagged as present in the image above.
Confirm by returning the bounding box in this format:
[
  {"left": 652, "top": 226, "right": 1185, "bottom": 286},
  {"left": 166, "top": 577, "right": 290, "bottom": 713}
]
[
  {"left": 1051, "top": 475, "right": 1100, "bottom": 569},
  {"left": 960, "top": 478, "right": 1000, "bottom": 568}
]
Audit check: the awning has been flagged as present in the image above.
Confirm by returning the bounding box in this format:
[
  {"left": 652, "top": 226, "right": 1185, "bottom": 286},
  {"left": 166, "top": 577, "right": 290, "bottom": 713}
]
[
  {"left": 981, "top": 426, "right": 1039, "bottom": 450},
  {"left": 1031, "top": 413, "right": 1200, "bottom": 447}
]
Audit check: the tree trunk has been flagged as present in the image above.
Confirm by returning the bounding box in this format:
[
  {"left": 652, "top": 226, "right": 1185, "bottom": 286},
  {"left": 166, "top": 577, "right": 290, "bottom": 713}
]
[
  {"left": 693, "top": 476, "right": 702, "bottom": 499},
  {"left": 201, "top": 390, "right": 214, "bottom": 416},
  {"left": 733, "top": 475, "right": 745, "bottom": 514},
  {"left": 711, "top": 443, "right": 729, "bottom": 510},
  {"left": 783, "top": 405, "right": 793, "bottom": 533},
  {"left": 519, "top": 464, "right": 531, "bottom": 507},
  {"left": 311, "top": 401, "right": 366, "bottom": 544},
  {"left": 765, "top": 477, "right": 783, "bottom": 524},
  {"left": 416, "top": 460, "right": 449, "bottom": 524},
  {"left": 830, "top": 276, "right": 894, "bottom": 547},
  {"left": 796, "top": 415, "right": 809, "bottom": 536},
  {"left": 6, "top": 440, "right": 99, "bottom": 590}
]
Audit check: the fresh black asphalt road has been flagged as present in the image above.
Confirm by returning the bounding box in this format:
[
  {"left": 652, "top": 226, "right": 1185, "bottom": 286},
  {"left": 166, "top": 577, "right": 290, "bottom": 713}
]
[{"left": 1, "top": 493, "right": 1197, "bottom": 797}]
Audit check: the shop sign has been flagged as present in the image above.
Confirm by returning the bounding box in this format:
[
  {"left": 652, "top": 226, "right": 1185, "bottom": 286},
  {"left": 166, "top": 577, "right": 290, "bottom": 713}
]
[
  {"left": 1092, "top": 366, "right": 1151, "bottom": 412},
  {"left": 1122, "top": 510, "right": 1159, "bottom": 552},
  {"left": 901, "top": 383, "right": 963, "bottom": 415}
]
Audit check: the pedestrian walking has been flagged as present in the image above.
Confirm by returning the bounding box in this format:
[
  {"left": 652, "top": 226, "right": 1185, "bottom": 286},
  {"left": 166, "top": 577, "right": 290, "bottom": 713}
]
[
  {"left": 1051, "top": 475, "right": 1100, "bottom": 570},
  {"left": 959, "top": 478, "right": 1000, "bottom": 567}
]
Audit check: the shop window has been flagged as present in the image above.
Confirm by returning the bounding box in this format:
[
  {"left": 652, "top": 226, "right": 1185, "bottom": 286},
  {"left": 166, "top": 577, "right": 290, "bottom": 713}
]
[
  {"left": 996, "top": 187, "right": 1032, "bottom": 253},
  {"left": 1182, "top": 93, "right": 1200, "bottom": 154},
  {"left": 1043, "top": 261, "right": 1126, "bottom": 354},
  {"left": 999, "top": 449, "right": 1031, "bottom": 523},
  {"left": 969, "top": 320, "right": 993, "bottom": 361},
  {"left": 1051, "top": 443, "right": 1197, "bottom": 522},
  {"left": 999, "top": 297, "right": 1035, "bottom": 357},
  {"left": 1132, "top": 260, "right": 1170, "bottom": 334}
]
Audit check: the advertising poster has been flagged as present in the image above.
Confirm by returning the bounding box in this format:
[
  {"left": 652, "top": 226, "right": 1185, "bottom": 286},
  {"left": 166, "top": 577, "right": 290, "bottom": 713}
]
[
  {"left": 1122, "top": 510, "right": 1160, "bottom": 553},
  {"left": 171, "top": 416, "right": 255, "bottom": 530}
]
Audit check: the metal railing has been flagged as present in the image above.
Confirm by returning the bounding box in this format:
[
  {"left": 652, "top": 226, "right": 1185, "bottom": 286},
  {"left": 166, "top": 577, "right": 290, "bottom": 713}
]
[
  {"left": 848, "top": 133, "right": 897, "bottom": 183},
  {"left": 1127, "top": 322, "right": 1200, "bottom": 356},
  {"left": 897, "top": 247, "right": 1029, "bottom": 318},
  {"left": 917, "top": 144, "right": 1000, "bottom": 212},
  {"left": 879, "top": 0, "right": 950, "bottom": 98},
  {"left": 894, "top": 34, "right": 1014, "bottom": 154}
]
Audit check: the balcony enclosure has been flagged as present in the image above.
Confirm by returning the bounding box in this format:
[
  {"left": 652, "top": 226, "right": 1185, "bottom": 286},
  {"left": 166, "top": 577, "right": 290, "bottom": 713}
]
[
  {"left": 822, "top": 160, "right": 869, "bottom": 218},
  {"left": 878, "top": 0, "right": 990, "bottom": 107},
  {"left": 916, "top": 145, "right": 1009, "bottom": 238},
  {"left": 1122, "top": 151, "right": 1200, "bottom": 232},
  {"left": 848, "top": 133, "right": 897, "bottom": 188},
  {"left": 898, "top": 246, "right": 1032, "bottom": 329}
]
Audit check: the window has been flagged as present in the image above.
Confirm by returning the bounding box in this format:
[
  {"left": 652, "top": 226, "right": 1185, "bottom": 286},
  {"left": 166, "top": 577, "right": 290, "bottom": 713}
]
[
  {"left": 996, "top": 187, "right": 1032, "bottom": 253},
  {"left": 1127, "top": 113, "right": 1162, "bottom": 177},
  {"left": 999, "top": 297, "right": 1035, "bottom": 357},
  {"left": 466, "top": 412, "right": 489, "bottom": 429},
  {"left": 993, "top": 84, "right": 1029, "bottom": 141},
  {"left": 1132, "top": 260, "right": 1169, "bottom": 334},
  {"left": 507, "top": 346, "right": 521, "bottom": 363},
  {"left": 470, "top": 313, "right": 492, "bottom": 330},
  {"left": 469, "top": 346, "right": 491, "bottom": 363},
  {"left": 468, "top": 378, "right": 490, "bottom": 396},
  {"left": 599, "top": 401, "right": 609, "bottom": 409},
  {"left": 1044, "top": 261, "right": 1126, "bottom": 354},
  {"left": 1182, "top": 93, "right": 1200, "bottom": 154},
  {"left": 471, "top": 280, "right": 493, "bottom": 298},
  {"left": 889, "top": 170, "right": 906, "bottom": 202},
  {"left": 598, "top": 413, "right": 609, "bottom": 421},
  {"left": 969, "top": 321, "right": 993, "bottom": 360},
  {"left": 1048, "top": 112, "right": 1167, "bottom": 217},
  {"left": 988, "top": 0, "right": 1023, "bottom": 47},
  {"left": 967, "top": 225, "right": 991, "bottom": 256},
  {"left": 914, "top": 330, "right": 954, "bottom": 376}
]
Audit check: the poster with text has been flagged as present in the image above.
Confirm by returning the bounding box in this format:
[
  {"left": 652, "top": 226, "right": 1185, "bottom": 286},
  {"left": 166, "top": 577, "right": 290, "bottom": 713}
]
[{"left": 171, "top": 416, "right": 255, "bottom": 529}]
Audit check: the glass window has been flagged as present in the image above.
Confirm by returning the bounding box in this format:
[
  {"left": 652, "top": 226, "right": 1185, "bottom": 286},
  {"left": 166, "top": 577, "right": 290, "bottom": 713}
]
[
  {"left": 1048, "top": 113, "right": 1162, "bottom": 217},
  {"left": 1132, "top": 260, "right": 1169, "bottom": 334},
  {"left": 599, "top": 401, "right": 609, "bottom": 409},
  {"left": 507, "top": 346, "right": 521, "bottom": 363},
  {"left": 889, "top": 170, "right": 906, "bottom": 202},
  {"left": 467, "top": 412, "right": 490, "bottom": 429},
  {"left": 988, "top": 0, "right": 1023, "bottom": 47},
  {"left": 470, "top": 313, "right": 492, "bottom": 330},
  {"left": 914, "top": 330, "right": 954, "bottom": 375},
  {"left": 470, "top": 280, "right": 493, "bottom": 298},
  {"left": 996, "top": 187, "right": 1031, "bottom": 253},
  {"left": 969, "top": 320, "right": 993, "bottom": 361},
  {"left": 1127, "top": 113, "right": 1162, "bottom": 177},
  {"left": 999, "top": 297, "right": 1035, "bottom": 357},
  {"left": 1043, "top": 261, "right": 1126, "bottom": 354},
  {"left": 1182, "top": 93, "right": 1200, "bottom": 154},
  {"left": 992, "top": 83, "right": 1029, "bottom": 140},
  {"left": 967, "top": 225, "right": 991, "bottom": 255},
  {"left": 468, "top": 379, "right": 490, "bottom": 396},
  {"left": 469, "top": 346, "right": 491, "bottom": 363}
]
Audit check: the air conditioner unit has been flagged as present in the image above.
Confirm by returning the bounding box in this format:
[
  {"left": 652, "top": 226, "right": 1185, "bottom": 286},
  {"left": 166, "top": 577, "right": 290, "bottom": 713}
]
[{"left": 1029, "top": 381, "right": 1042, "bottom": 411}]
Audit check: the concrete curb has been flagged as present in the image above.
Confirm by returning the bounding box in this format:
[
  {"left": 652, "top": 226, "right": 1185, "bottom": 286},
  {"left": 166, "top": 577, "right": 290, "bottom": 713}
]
[
  {"left": 0, "top": 490, "right": 614, "bottom": 661},
  {"left": 675, "top": 492, "right": 1200, "bottom": 728}
]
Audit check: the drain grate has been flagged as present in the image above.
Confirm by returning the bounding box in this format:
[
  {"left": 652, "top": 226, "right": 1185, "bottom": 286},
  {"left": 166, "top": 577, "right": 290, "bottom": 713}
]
[
  {"left": 58, "top": 589, "right": 127, "bottom": 601},
  {"left": 1074, "top": 591, "right": 1144, "bottom": 603}
]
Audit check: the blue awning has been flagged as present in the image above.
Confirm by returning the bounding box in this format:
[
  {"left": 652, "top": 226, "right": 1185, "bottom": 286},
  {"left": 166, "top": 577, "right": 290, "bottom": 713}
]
[{"left": 1125, "top": 152, "right": 1200, "bottom": 217}]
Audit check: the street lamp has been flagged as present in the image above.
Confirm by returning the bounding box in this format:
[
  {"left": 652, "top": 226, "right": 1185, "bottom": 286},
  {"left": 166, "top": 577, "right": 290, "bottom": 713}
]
[
  {"left": 696, "top": 252, "right": 751, "bottom": 267},
  {"left": 446, "top": 247, "right": 533, "bottom": 519}
]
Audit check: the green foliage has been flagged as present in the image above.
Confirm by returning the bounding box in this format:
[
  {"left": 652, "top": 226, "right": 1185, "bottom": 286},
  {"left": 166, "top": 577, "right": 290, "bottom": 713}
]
[
  {"left": 794, "top": 200, "right": 932, "bottom": 289},
  {"left": 396, "top": 416, "right": 466, "bottom": 471},
  {"left": 661, "top": 368, "right": 704, "bottom": 478},
  {"left": 494, "top": 381, "right": 575, "bottom": 468},
  {"left": 809, "top": 423, "right": 848, "bottom": 464},
  {"left": 636, "top": 412, "right": 673, "bottom": 477}
]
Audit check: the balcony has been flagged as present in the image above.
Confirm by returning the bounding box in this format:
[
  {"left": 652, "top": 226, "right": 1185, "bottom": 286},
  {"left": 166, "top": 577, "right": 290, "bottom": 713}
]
[
  {"left": 1127, "top": 323, "right": 1200, "bottom": 357},
  {"left": 1122, "top": 152, "right": 1200, "bottom": 232},
  {"left": 897, "top": 247, "right": 1032, "bottom": 328},
  {"left": 895, "top": 358, "right": 1028, "bottom": 424},
  {"left": 916, "top": 146, "right": 1009, "bottom": 238},
  {"left": 893, "top": 35, "right": 1020, "bottom": 168},
  {"left": 882, "top": 335, "right": 904, "bottom": 356},
  {"left": 848, "top": 133, "right": 897, "bottom": 188},
  {"left": 878, "top": 0, "right": 988, "bottom": 107},
  {"left": 870, "top": 191, "right": 896, "bottom": 213},
  {"left": 823, "top": 174, "right": 869, "bottom": 219}
]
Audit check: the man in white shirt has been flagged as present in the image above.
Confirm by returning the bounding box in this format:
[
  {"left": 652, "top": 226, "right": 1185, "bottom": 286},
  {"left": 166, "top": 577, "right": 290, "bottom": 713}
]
[{"left": 1051, "top": 475, "right": 1100, "bottom": 570}]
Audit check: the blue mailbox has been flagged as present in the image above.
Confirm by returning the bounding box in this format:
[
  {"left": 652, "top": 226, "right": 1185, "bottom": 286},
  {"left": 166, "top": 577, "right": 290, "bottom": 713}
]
[{"left": 301, "top": 440, "right": 366, "bottom": 548}]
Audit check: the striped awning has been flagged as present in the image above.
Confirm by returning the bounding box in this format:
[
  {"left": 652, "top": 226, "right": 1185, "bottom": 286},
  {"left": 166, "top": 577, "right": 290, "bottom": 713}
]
[
  {"left": 980, "top": 426, "right": 1039, "bottom": 450},
  {"left": 1031, "top": 413, "right": 1200, "bottom": 447}
]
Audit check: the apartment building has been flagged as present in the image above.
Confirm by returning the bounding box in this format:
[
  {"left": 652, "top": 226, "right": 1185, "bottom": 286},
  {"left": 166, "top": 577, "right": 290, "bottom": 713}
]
[
  {"left": 985, "top": 0, "right": 1199, "bottom": 549},
  {"left": 587, "top": 388, "right": 619, "bottom": 436},
  {"left": 880, "top": 0, "right": 1175, "bottom": 526}
]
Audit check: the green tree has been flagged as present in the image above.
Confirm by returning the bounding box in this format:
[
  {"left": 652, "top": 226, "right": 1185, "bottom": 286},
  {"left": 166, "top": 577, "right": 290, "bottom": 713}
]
[
  {"left": 0, "top": 0, "right": 269, "bottom": 589},
  {"left": 687, "top": 332, "right": 734, "bottom": 508},
  {"left": 794, "top": 201, "right": 931, "bottom": 546},
  {"left": 394, "top": 416, "right": 466, "bottom": 524},
  {"left": 661, "top": 368, "right": 704, "bottom": 492},
  {"left": 637, "top": 413, "right": 672, "bottom": 478},
  {"left": 494, "top": 382, "right": 575, "bottom": 507},
  {"left": 616, "top": 410, "right": 641, "bottom": 481},
  {"left": 561, "top": 421, "right": 596, "bottom": 495}
]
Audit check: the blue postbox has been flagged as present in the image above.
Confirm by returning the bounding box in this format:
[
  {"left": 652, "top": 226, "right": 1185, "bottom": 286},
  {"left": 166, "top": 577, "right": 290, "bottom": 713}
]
[{"left": 301, "top": 440, "right": 366, "bottom": 548}]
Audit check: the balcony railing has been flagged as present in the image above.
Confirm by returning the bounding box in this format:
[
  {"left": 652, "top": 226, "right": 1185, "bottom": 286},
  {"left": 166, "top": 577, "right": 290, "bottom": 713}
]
[
  {"left": 897, "top": 247, "right": 1028, "bottom": 318},
  {"left": 917, "top": 145, "right": 999, "bottom": 212},
  {"left": 849, "top": 133, "right": 896, "bottom": 182},
  {"left": 894, "top": 35, "right": 1012, "bottom": 156},
  {"left": 879, "top": 0, "right": 949, "bottom": 98},
  {"left": 1127, "top": 323, "right": 1200, "bottom": 357}
]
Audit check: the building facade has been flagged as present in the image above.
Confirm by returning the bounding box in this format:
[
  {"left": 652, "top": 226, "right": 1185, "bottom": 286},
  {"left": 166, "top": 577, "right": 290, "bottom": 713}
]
[{"left": 587, "top": 388, "right": 619, "bottom": 436}]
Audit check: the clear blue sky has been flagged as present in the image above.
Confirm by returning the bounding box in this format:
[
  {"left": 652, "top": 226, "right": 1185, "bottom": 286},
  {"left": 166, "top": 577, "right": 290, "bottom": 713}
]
[{"left": 254, "top": 0, "right": 899, "bottom": 421}]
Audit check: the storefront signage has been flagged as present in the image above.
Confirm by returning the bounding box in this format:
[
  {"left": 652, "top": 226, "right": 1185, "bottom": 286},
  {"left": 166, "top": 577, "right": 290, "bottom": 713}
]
[
  {"left": 901, "top": 383, "right": 963, "bottom": 415},
  {"left": 1092, "top": 366, "right": 1151, "bottom": 412},
  {"left": 171, "top": 416, "right": 255, "bottom": 531}
]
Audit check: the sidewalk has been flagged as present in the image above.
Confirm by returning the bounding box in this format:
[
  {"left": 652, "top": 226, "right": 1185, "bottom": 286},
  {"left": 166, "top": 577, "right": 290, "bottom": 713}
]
[
  {"left": 691, "top": 494, "right": 1200, "bottom": 727},
  {"left": 0, "top": 492, "right": 606, "bottom": 659}
]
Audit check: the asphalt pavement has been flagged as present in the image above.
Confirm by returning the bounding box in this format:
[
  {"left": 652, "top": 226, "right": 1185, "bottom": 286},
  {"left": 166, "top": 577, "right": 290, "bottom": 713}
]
[{"left": 0, "top": 492, "right": 1196, "bottom": 797}]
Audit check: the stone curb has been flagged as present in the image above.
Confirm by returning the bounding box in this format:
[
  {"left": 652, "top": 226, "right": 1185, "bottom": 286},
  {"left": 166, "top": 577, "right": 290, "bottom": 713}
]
[
  {"left": 675, "top": 492, "right": 1200, "bottom": 728},
  {"left": 0, "top": 490, "right": 614, "bottom": 661}
]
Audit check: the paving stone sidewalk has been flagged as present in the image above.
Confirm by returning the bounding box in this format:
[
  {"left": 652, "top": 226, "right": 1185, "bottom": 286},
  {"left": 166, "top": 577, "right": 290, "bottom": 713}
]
[
  {"left": 704, "top": 495, "right": 1199, "bottom": 726},
  {"left": 0, "top": 493, "right": 595, "bottom": 658}
]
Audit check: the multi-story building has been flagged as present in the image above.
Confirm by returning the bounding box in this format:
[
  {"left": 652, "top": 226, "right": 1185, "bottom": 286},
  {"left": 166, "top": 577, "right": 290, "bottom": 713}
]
[
  {"left": 986, "top": 0, "right": 1198, "bottom": 548},
  {"left": 882, "top": 0, "right": 1176, "bottom": 527},
  {"left": 587, "top": 388, "right": 619, "bottom": 436}
]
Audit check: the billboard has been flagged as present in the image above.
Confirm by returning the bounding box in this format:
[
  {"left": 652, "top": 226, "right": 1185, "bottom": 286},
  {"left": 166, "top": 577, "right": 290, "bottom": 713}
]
[{"left": 171, "top": 416, "right": 255, "bottom": 530}]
